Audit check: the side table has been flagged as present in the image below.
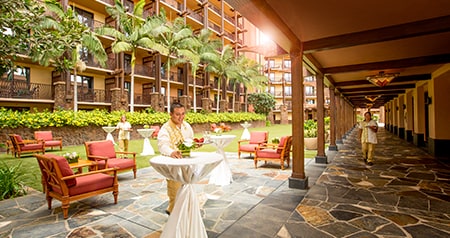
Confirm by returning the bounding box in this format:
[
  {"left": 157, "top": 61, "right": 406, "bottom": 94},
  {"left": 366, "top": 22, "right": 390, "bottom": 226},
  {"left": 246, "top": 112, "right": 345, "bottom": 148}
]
[{"left": 137, "top": 128, "right": 155, "bottom": 155}]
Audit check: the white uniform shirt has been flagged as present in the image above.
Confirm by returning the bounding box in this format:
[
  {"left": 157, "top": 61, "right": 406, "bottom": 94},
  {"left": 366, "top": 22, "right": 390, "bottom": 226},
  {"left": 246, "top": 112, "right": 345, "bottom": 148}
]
[
  {"left": 359, "top": 120, "right": 378, "bottom": 144},
  {"left": 157, "top": 121, "right": 194, "bottom": 156}
]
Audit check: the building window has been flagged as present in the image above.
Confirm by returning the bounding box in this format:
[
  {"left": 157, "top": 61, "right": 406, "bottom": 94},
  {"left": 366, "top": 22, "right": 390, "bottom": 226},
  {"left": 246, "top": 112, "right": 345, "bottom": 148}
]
[
  {"left": 306, "top": 99, "right": 315, "bottom": 105},
  {"left": 269, "top": 73, "right": 275, "bottom": 82},
  {"left": 268, "top": 59, "right": 275, "bottom": 68},
  {"left": 269, "top": 86, "right": 275, "bottom": 95},
  {"left": 2, "top": 66, "right": 30, "bottom": 82},
  {"left": 305, "top": 86, "right": 315, "bottom": 96},
  {"left": 284, "top": 86, "right": 292, "bottom": 96},
  {"left": 74, "top": 7, "right": 94, "bottom": 29},
  {"left": 71, "top": 75, "right": 93, "bottom": 89},
  {"left": 161, "top": 87, "right": 166, "bottom": 95},
  {"left": 304, "top": 76, "right": 315, "bottom": 82},
  {"left": 284, "top": 73, "right": 291, "bottom": 82},
  {"left": 283, "top": 59, "right": 291, "bottom": 69},
  {"left": 177, "top": 89, "right": 183, "bottom": 97},
  {"left": 124, "top": 81, "right": 131, "bottom": 90},
  {"left": 124, "top": 54, "right": 132, "bottom": 73}
]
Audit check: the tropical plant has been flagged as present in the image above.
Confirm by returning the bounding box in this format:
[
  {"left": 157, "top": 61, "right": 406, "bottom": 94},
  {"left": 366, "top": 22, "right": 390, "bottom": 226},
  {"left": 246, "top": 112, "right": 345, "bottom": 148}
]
[
  {"left": 0, "top": 162, "right": 27, "bottom": 200},
  {"left": 304, "top": 119, "right": 318, "bottom": 138},
  {"left": 31, "top": 0, "right": 107, "bottom": 102},
  {"left": 146, "top": 10, "right": 199, "bottom": 113},
  {"left": 190, "top": 29, "right": 221, "bottom": 112},
  {"left": 247, "top": 92, "right": 276, "bottom": 116},
  {"left": 0, "top": 0, "right": 46, "bottom": 68},
  {"left": 232, "top": 56, "right": 267, "bottom": 112},
  {"left": 207, "top": 45, "right": 240, "bottom": 113},
  {"left": 96, "top": 0, "right": 168, "bottom": 112}
]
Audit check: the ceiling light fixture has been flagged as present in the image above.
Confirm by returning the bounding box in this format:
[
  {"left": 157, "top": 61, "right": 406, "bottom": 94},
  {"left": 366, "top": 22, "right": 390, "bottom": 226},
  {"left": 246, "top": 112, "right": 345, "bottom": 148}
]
[
  {"left": 365, "top": 95, "right": 380, "bottom": 102},
  {"left": 366, "top": 71, "right": 399, "bottom": 87}
]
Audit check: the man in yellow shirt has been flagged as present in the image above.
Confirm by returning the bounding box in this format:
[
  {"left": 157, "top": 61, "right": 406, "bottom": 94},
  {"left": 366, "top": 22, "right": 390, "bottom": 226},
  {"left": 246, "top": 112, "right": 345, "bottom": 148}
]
[
  {"left": 358, "top": 112, "right": 378, "bottom": 166},
  {"left": 157, "top": 102, "right": 194, "bottom": 215}
]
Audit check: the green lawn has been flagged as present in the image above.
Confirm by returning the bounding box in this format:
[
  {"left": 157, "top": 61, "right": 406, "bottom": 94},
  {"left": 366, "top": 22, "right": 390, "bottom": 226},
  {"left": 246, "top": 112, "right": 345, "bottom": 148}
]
[{"left": 1, "top": 124, "right": 319, "bottom": 192}]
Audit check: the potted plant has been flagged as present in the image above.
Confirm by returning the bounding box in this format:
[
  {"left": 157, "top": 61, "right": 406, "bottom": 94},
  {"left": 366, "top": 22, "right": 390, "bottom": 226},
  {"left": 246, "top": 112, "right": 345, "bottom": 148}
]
[
  {"left": 64, "top": 152, "right": 79, "bottom": 164},
  {"left": 304, "top": 119, "right": 318, "bottom": 150}
]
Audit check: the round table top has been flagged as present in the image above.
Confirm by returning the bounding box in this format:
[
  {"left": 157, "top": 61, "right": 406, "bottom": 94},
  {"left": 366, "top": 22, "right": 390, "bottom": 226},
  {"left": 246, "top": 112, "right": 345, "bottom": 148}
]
[
  {"left": 102, "top": 126, "right": 116, "bottom": 133},
  {"left": 137, "top": 128, "right": 155, "bottom": 137},
  {"left": 209, "top": 134, "right": 236, "bottom": 140}
]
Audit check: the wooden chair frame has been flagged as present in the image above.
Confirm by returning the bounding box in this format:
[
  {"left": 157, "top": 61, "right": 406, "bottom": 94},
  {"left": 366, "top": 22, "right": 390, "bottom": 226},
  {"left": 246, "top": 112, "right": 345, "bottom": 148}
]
[
  {"left": 34, "top": 131, "right": 63, "bottom": 151},
  {"left": 254, "top": 136, "right": 292, "bottom": 170},
  {"left": 8, "top": 134, "right": 45, "bottom": 158},
  {"left": 35, "top": 154, "right": 119, "bottom": 219}
]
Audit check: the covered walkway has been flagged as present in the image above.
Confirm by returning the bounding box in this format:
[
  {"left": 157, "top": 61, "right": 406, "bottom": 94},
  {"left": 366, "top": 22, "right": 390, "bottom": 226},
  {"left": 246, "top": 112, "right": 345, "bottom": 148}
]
[{"left": 0, "top": 127, "right": 449, "bottom": 237}]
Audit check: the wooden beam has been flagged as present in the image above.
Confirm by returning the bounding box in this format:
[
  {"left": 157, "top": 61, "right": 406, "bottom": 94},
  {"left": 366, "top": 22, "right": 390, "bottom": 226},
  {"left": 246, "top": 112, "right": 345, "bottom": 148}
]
[
  {"left": 323, "top": 54, "right": 450, "bottom": 74},
  {"left": 303, "top": 15, "right": 450, "bottom": 53},
  {"left": 339, "top": 84, "right": 416, "bottom": 93}
]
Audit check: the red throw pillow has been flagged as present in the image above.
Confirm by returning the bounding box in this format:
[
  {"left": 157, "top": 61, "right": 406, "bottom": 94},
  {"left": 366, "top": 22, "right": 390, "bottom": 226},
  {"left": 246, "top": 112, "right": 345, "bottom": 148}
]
[
  {"left": 89, "top": 140, "right": 116, "bottom": 158},
  {"left": 47, "top": 154, "right": 76, "bottom": 187},
  {"left": 249, "top": 132, "right": 267, "bottom": 144},
  {"left": 14, "top": 134, "right": 23, "bottom": 143}
]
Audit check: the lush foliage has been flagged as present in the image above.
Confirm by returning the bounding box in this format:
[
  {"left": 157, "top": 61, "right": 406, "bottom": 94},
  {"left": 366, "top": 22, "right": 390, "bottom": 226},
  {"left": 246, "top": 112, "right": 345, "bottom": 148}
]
[
  {"left": 304, "top": 119, "right": 318, "bottom": 138},
  {"left": 0, "top": 162, "right": 27, "bottom": 200},
  {"left": 247, "top": 93, "right": 276, "bottom": 116},
  {"left": 0, "top": 108, "right": 265, "bottom": 129}
]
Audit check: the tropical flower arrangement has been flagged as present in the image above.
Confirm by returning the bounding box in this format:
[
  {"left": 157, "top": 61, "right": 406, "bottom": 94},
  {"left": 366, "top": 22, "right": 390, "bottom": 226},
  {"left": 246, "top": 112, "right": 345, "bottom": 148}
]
[
  {"left": 64, "top": 152, "right": 79, "bottom": 163},
  {"left": 177, "top": 138, "right": 205, "bottom": 158},
  {"left": 214, "top": 127, "right": 223, "bottom": 135},
  {"left": 271, "top": 137, "right": 280, "bottom": 144}
]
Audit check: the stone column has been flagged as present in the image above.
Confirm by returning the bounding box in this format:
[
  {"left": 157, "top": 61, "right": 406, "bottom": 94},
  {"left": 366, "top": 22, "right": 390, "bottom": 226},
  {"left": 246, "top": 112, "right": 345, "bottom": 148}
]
[
  {"left": 202, "top": 98, "right": 212, "bottom": 112},
  {"left": 111, "top": 88, "right": 128, "bottom": 111},
  {"left": 280, "top": 105, "right": 289, "bottom": 124},
  {"left": 179, "top": 95, "right": 191, "bottom": 111},
  {"left": 328, "top": 88, "right": 338, "bottom": 151},
  {"left": 219, "top": 100, "right": 228, "bottom": 112},
  {"left": 53, "top": 81, "right": 68, "bottom": 110},
  {"left": 150, "top": 92, "right": 164, "bottom": 112}
]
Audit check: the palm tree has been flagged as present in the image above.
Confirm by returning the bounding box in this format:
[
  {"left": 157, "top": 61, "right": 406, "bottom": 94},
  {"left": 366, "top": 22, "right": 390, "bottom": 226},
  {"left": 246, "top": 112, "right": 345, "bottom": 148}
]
[
  {"left": 190, "top": 29, "right": 221, "bottom": 112},
  {"left": 207, "top": 45, "right": 240, "bottom": 113},
  {"left": 232, "top": 56, "right": 267, "bottom": 112},
  {"left": 153, "top": 12, "right": 199, "bottom": 113},
  {"left": 96, "top": 0, "right": 167, "bottom": 112},
  {"left": 31, "top": 0, "right": 107, "bottom": 110}
]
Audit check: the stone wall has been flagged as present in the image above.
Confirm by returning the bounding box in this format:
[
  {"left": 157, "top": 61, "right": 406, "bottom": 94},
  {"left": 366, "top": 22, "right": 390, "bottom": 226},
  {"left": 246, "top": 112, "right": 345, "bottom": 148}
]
[{"left": 1, "top": 120, "right": 265, "bottom": 147}]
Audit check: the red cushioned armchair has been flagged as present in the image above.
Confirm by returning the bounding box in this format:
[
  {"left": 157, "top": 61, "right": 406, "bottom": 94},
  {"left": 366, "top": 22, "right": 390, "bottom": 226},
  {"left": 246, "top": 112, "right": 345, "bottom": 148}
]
[
  {"left": 254, "top": 136, "right": 292, "bottom": 170},
  {"left": 8, "top": 134, "right": 45, "bottom": 158},
  {"left": 35, "top": 153, "right": 119, "bottom": 219},
  {"left": 84, "top": 140, "right": 137, "bottom": 179},
  {"left": 237, "top": 131, "right": 269, "bottom": 159},
  {"left": 34, "top": 131, "right": 63, "bottom": 151}
]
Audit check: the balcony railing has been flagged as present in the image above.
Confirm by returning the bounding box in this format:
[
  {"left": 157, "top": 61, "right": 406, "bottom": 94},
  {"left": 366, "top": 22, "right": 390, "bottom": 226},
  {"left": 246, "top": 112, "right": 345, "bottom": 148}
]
[{"left": 0, "top": 80, "right": 52, "bottom": 100}]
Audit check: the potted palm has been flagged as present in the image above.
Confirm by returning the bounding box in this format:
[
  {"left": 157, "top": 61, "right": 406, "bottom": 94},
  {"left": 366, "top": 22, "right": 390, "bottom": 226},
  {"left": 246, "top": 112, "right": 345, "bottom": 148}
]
[{"left": 304, "top": 119, "right": 318, "bottom": 150}]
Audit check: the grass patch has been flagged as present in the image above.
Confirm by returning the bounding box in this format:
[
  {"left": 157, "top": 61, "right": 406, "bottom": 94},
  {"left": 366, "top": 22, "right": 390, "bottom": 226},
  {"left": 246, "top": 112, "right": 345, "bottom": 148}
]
[{"left": 0, "top": 124, "right": 319, "bottom": 193}]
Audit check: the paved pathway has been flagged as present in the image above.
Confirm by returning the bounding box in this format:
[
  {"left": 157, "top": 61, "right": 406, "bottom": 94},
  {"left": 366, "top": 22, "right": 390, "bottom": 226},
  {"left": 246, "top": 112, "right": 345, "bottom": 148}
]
[{"left": 0, "top": 127, "right": 449, "bottom": 238}]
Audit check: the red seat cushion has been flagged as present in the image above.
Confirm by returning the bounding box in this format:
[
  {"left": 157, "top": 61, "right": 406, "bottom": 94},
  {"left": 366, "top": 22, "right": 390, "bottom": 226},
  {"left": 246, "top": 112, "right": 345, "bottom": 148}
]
[
  {"left": 107, "top": 158, "right": 135, "bottom": 170},
  {"left": 88, "top": 141, "right": 116, "bottom": 158},
  {"left": 240, "top": 144, "right": 259, "bottom": 152},
  {"left": 249, "top": 132, "right": 267, "bottom": 144},
  {"left": 68, "top": 173, "right": 114, "bottom": 196},
  {"left": 256, "top": 149, "right": 280, "bottom": 158},
  {"left": 47, "top": 154, "right": 76, "bottom": 187},
  {"left": 21, "top": 144, "right": 43, "bottom": 150}
]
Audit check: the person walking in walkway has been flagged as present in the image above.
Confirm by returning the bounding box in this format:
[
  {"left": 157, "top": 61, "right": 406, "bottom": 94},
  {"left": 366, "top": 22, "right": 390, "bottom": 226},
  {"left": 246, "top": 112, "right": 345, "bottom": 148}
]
[
  {"left": 157, "top": 102, "right": 194, "bottom": 215},
  {"left": 358, "top": 111, "right": 378, "bottom": 166},
  {"left": 116, "top": 114, "right": 132, "bottom": 152}
]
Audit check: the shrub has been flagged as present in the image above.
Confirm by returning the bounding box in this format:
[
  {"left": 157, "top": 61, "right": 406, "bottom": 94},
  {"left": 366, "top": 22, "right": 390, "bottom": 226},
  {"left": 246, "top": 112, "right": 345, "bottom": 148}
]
[
  {"left": 0, "top": 162, "right": 27, "bottom": 200},
  {"left": 304, "top": 119, "right": 318, "bottom": 138}
]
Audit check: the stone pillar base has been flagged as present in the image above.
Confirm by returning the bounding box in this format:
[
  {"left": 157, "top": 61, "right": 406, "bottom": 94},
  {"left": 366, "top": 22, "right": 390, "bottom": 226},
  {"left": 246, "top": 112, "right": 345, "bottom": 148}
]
[
  {"left": 53, "top": 82, "right": 68, "bottom": 110},
  {"left": 219, "top": 100, "right": 228, "bottom": 112},
  {"left": 150, "top": 92, "right": 164, "bottom": 112},
  {"left": 111, "top": 88, "right": 128, "bottom": 111},
  {"left": 201, "top": 98, "right": 212, "bottom": 112},
  {"left": 328, "top": 145, "right": 338, "bottom": 151},
  {"left": 315, "top": 155, "right": 328, "bottom": 164},
  {"left": 179, "top": 95, "right": 191, "bottom": 111},
  {"left": 288, "top": 176, "right": 309, "bottom": 189},
  {"left": 234, "top": 102, "right": 241, "bottom": 112}
]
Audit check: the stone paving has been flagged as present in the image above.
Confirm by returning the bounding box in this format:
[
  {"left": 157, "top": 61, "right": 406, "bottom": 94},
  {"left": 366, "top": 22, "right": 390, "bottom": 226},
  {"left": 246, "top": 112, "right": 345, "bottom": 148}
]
[{"left": 0, "top": 127, "right": 449, "bottom": 238}]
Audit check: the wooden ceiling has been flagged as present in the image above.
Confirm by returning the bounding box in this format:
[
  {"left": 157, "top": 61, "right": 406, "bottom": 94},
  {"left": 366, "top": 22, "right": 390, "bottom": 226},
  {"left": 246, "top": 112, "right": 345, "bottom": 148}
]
[{"left": 225, "top": 0, "right": 450, "bottom": 108}]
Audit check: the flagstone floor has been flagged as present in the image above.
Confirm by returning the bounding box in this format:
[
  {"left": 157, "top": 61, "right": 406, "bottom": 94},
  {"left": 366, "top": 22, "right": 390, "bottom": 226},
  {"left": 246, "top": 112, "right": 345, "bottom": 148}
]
[{"left": 0, "top": 127, "right": 449, "bottom": 238}]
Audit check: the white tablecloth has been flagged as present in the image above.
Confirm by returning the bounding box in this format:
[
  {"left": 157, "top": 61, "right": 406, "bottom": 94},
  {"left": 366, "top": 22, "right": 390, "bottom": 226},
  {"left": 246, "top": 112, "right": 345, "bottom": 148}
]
[
  {"left": 208, "top": 135, "right": 236, "bottom": 186},
  {"left": 240, "top": 123, "right": 252, "bottom": 140},
  {"left": 102, "top": 126, "right": 116, "bottom": 145},
  {"left": 137, "top": 129, "right": 155, "bottom": 155},
  {"left": 150, "top": 152, "right": 222, "bottom": 238}
]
